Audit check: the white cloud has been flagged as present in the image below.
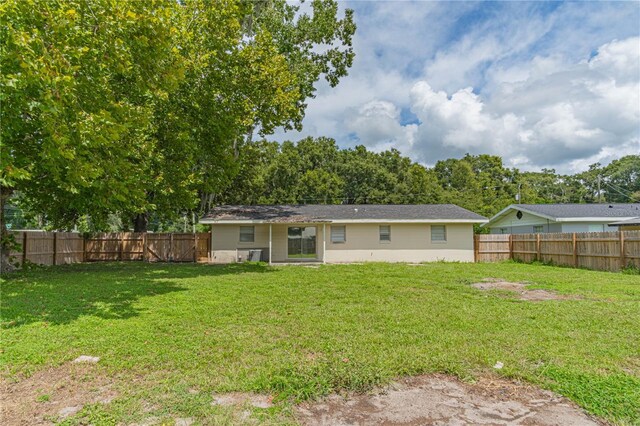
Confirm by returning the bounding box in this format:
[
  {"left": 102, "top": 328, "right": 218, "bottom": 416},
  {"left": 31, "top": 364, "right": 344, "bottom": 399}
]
[
  {"left": 346, "top": 100, "right": 417, "bottom": 153},
  {"left": 407, "top": 36, "right": 640, "bottom": 172},
  {"left": 273, "top": 2, "right": 640, "bottom": 174}
]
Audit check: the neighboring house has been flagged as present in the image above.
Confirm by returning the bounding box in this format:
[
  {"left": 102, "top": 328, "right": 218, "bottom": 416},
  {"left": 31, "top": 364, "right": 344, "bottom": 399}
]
[
  {"left": 483, "top": 203, "right": 640, "bottom": 234},
  {"left": 608, "top": 217, "right": 640, "bottom": 231},
  {"left": 200, "top": 204, "right": 486, "bottom": 264}
]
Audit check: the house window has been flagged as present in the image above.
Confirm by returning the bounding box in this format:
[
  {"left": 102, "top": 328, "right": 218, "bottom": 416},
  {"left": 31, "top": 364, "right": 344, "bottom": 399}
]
[
  {"left": 379, "top": 225, "right": 391, "bottom": 242},
  {"left": 431, "top": 225, "right": 447, "bottom": 242},
  {"left": 287, "top": 227, "right": 317, "bottom": 258},
  {"left": 331, "top": 225, "right": 346, "bottom": 243},
  {"left": 533, "top": 225, "right": 544, "bottom": 233},
  {"left": 239, "top": 226, "right": 255, "bottom": 242},
  {"left": 500, "top": 228, "right": 508, "bottom": 234}
]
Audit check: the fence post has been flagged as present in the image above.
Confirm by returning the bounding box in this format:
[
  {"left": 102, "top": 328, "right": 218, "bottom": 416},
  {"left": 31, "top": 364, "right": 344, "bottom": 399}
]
[
  {"left": 536, "top": 234, "right": 541, "bottom": 262},
  {"left": 169, "top": 233, "right": 174, "bottom": 262},
  {"left": 118, "top": 233, "right": 123, "bottom": 261},
  {"left": 193, "top": 233, "right": 198, "bottom": 263},
  {"left": 619, "top": 231, "right": 626, "bottom": 270},
  {"left": 82, "top": 235, "right": 87, "bottom": 263},
  {"left": 572, "top": 233, "right": 577, "bottom": 268},
  {"left": 22, "top": 232, "right": 28, "bottom": 266},
  {"left": 142, "top": 233, "right": 147, "bottom": 262},
  {"left": 52, "top": 232, "right": 57, "bottom": 266},
  {"left": 508, "top": 234, "right": 513, "bottom": 260}
]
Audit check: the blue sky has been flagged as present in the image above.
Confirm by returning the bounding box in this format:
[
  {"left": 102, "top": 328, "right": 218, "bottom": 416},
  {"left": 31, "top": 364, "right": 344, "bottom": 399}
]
[{"left": 274, "top": 0, "right": 640, "bottom": 174}]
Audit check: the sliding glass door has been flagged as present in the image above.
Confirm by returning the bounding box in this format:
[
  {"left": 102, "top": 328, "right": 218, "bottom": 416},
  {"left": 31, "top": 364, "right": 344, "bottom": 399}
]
[{"left": 287, "top": 227, "right": 317, "bottom": 259}]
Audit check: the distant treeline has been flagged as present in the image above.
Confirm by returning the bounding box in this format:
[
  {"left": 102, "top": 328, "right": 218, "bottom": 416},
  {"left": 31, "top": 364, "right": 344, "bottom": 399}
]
[
  {"left": 7, "top": 137, "right": 638, "bottom": 232},
  {"left": 213, "top": 137, "right": 640, "bottom": 220}
]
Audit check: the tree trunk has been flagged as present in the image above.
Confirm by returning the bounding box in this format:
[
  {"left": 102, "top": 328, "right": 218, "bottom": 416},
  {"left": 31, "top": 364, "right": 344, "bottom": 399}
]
[
  {"left": 0, "top": 187, "right": 17, "bottom": 273},
  {"left": 132, "top": 213, "right": 148, "bottom": 232}
]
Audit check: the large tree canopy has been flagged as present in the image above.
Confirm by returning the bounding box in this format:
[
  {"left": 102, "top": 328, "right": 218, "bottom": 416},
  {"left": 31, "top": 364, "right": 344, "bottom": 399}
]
[
  {"left": 1, "top": 0, "right": 183, "bottom": 227},
  {"left": 0, "top": 0, "right": 357, "bottom": 263}
]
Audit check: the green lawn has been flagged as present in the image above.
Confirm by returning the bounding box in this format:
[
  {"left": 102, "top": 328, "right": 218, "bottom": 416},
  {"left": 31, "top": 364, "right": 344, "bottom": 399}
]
[{"left": 2, "top": 262, "right": 639, "bottom": 425}]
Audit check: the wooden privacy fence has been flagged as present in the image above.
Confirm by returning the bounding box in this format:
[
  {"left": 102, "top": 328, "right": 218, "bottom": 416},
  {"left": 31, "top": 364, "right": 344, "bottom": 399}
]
[
  {"left": 475, "top": 231, "right": 640, "bottom": 272},
  {"left": 9, "top": 231, "right": 211, "bottom": 267}
]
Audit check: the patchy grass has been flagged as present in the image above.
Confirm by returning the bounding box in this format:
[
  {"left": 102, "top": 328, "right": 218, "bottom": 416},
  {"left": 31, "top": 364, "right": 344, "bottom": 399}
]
[{"left": 1, "top": 262, "right": 639, "bottom": 425}]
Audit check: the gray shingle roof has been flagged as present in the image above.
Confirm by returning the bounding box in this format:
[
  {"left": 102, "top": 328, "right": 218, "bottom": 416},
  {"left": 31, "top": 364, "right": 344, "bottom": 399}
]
[
  {"left": 201, "top": 204, "right": 486, "bottom": 223},
  {"left": 514, "top": 203, "right": 640, "bottom": 219}
]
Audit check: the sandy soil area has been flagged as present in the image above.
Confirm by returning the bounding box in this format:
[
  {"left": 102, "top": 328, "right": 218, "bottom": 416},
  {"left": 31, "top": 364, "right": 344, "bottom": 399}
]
[{"left": 296, "top": 374, "right": 601, "bottom": 426}]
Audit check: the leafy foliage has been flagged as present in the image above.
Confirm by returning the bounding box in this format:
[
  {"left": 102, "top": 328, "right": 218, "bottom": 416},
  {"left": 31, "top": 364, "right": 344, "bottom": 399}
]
[
  {"left": 0, "top": 0, "right": 356, "bottom": 245},
  {"left": 216, "top": 138, "right": 639, "bottom": 219}
]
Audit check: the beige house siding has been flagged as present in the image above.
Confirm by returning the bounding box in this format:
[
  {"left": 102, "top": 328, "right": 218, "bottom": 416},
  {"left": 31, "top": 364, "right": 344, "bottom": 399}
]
[
  {"left": 210, "top": 222, "right": 474, "bottom": 263},
  {"left": 489, "top": 210, "right": 550, "bottom": 229},
  {"left": 325, "top": 223, "right": 474, "bottom": 262},
  {"left": 210, "top": 224, "right": 270, "bottom": 263}
]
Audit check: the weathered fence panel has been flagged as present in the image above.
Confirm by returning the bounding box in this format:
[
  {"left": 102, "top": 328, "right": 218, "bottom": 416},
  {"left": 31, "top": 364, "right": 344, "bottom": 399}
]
[
  {"left": 478, "top": 230, "right": 640, "bottom": 272},
  {"left": 85, "top": 233, "right": 145, "bottom": 261},
  {"left": 625, "top": 232, "right": 640, "bottom": 269},
  {"left": 54, "top": 232, "right": 84, "bottom": 265},
  {"left": 7, "top": 231, "right": 211, "bottom": 267},
  {"left": 474, "top": 234, "right": 510, "bottom": 262},
  {"left": 172, "top": 233, "right": 198, "bottom": 262},
  {"left": 511, "top": 235, "right": 537, "bottom": 264},
  {"left": 146, "top": 233, "right": 171, "bottom": 262},
  {"left": 576, "top": 232, "right": 621, "bottom": 272},
  {"left": 196, "top": 234, "right": 210, "bottom": 262}
]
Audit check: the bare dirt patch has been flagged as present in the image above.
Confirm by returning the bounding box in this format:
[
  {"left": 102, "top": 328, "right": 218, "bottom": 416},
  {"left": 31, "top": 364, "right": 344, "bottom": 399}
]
[
  {"left": 1, "top": 361, "right": 116, "bottom": 425},
  {"left": 295, "top": 374, "right": 602, "bottom": 425},
  {"left": 471, "top": 279, "right": 577, "bottom": 301},
  {"left": 212, "top": 392, "right": 274, "bottom": 409}
]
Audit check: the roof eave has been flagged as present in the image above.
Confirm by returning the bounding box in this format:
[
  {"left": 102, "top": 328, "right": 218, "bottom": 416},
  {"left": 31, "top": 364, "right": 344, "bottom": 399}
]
[
  {"left": 555, "top": 216, "right": 639, "bottom": 223},
  {"left": 482, "top": 205, "right": 557, "bottom": 227},
  {"left": 200, "top": 218, "right": 486, "bottom": 225}
]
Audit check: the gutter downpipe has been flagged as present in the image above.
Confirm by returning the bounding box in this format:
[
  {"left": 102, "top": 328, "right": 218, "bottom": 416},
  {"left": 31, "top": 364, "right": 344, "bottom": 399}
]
[{"left": 269, "top": 223, "right": 272, "bottom": 265}]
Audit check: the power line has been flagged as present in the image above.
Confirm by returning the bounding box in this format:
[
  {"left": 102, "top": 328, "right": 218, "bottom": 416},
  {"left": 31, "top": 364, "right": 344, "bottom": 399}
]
[{"left": 603, "top": 182, "right": 640, "bottom": 202}]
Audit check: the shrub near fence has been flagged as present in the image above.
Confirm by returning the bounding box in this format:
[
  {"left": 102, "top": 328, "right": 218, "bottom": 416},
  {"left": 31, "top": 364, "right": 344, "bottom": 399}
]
[
  {"left": 8, "top": 231, "right": 211, "bottom": 267},
  {"left": 475, "top": 231, "right": 640, "bottom": 272}
]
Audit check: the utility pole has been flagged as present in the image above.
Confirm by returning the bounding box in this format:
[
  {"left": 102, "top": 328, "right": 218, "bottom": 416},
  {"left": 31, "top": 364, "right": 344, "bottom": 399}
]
[
  {"left": 597, "top": 175, "right": 602, "bottom": 203},
  {"left": 516, "top": 183, "right": 521, "bottom": 203}
]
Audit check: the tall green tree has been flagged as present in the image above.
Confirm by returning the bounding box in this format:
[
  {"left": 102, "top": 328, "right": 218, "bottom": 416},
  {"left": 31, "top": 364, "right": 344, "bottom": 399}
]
[
  {"left": 1, "top": 0, "right": 183, "bottom": 269},
  {"left": 601, "top": 155, "right": 640, "bottom": 203},
  {"left": 132, "top": 0, "right": 357, "bottom": 229},
  {"left": 126, "top": 0, "right": 304, "bottom": 230}
]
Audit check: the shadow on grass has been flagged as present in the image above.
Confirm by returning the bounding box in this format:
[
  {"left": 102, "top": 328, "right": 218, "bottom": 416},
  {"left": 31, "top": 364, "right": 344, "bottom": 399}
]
[{"left": 0, "top": 262, "right": 274, "bottom": 328}]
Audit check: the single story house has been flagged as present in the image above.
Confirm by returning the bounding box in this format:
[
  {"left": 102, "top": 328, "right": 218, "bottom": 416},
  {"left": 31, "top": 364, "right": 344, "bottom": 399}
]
[
  {"left": 608, "top": 217, "right": 640, "bottom": 231},
  {"left": 200, "top": 204, "right": 486, "bottom": 264},
  {"left": 483, "top": 203, "right": 640, "bottom": 234}
]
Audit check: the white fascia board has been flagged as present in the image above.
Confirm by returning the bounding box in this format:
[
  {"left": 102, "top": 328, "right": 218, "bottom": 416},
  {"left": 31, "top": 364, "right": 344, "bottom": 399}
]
[
  {"left": 328, "top": 219, "right": 485, "bottom": 224},
  {"left": 200, "top": 219, "right": 267, "bottom": 224},
  {"left": 201, "top": 218, "right": 484, "bottom": 225},
  {"left": 200, "top": 220, "right": 331, "bottom": 225},
  {"left": 555, "top": 216, "right": 638, "bottom": 223}
]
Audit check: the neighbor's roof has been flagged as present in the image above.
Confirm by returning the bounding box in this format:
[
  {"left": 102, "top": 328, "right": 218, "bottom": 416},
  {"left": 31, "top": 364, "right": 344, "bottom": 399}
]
[
  {"left": 200, "top": 204, "right": 487, "bottom": 224},
  {"left": 485, "top": 203, "right": 640, "bottom": 226},
  {"left": 608, "top": 217, "right": 640, "bottom": 227}
]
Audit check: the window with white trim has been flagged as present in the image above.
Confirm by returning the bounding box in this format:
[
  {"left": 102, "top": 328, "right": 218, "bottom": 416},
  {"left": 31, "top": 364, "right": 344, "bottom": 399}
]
[
  {"left": 331, "top": 225, "right": 346, "bottom": 243},
  {"left": 379, "top": 225, "right": 391, "bottom": 242},
  {"left": 239, "top": 226, "right": 255, "bottom": 242},
  {"left": 533, "top": 225, "right": 544, "bottom": 233},
  {"left": 431, "top": 225, "right": 447, "bottom": 242}
]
